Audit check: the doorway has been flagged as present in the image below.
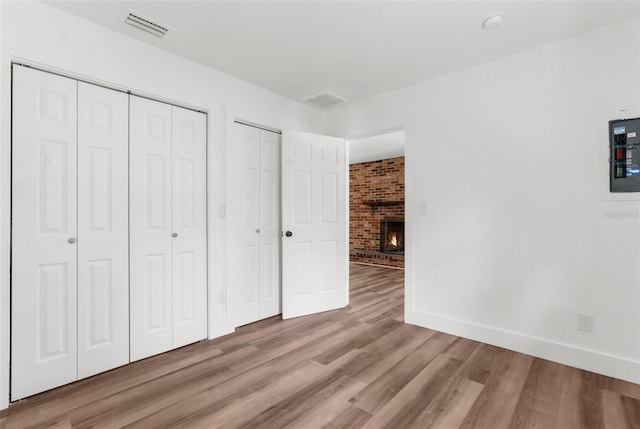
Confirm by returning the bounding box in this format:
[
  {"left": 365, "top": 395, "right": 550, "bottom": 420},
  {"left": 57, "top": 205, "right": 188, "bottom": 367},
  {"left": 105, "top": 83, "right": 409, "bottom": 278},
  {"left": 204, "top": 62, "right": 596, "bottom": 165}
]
[{"left": 348, "top": 130, "right": 405, "bottom": 270}]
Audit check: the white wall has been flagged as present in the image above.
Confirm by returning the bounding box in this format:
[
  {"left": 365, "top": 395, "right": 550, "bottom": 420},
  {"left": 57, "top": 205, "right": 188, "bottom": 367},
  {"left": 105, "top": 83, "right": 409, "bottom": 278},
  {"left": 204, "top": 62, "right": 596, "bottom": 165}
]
[
  {"left": 328, "top": 18, "right": 640, "bottom": 384},
  {"left": 0, "top": 1, "right": 324, "bottom": 409}
]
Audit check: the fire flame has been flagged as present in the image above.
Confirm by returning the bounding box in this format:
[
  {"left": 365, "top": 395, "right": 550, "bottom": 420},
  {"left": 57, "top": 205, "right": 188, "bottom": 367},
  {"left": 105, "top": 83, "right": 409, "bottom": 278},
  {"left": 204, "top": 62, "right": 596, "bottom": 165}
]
[{"left": 389, "top": 232, "right": 398, "bottom": 248}]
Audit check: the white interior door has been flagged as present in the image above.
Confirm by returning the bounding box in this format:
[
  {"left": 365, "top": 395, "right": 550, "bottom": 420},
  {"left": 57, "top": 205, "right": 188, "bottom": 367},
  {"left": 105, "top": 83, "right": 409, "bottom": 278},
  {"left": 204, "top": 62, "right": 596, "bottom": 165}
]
[
  {"left": 11, "top": 66, "right": 78, "bottom": 399},
  {"left": 281, "top": 131, "right": 348, "bottom": 319},
  {"left": 77, "top": 82, "right": 129, "bottom": 378},
  {"left": 259, "top": 130, "right": 281, "bottom": 319},
  {"left": 229, "top": 123, "right": 261, "bottom": 326},
  {"left": 171, "top": 106, "right": 207, "bottom": 348},
  {"left": 129, "top": 96, "right": 173, "bottom": 361},
  {"left": 229, "top": 123, "right": 282, "bottom": 326}
]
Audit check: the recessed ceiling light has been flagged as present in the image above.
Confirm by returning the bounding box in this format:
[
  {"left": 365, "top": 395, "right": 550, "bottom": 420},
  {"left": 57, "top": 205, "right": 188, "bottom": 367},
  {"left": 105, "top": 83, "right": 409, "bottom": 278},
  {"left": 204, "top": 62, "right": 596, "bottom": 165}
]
[{"left": 482, "top": 13, "right": 504, "bottom": 29}]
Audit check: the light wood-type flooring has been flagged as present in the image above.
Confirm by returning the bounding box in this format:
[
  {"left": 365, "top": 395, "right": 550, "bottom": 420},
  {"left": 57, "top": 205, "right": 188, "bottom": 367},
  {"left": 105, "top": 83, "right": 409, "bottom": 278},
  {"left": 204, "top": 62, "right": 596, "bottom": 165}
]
[{"left": 2, "top": 262, "right": 640, "bottom": 428}]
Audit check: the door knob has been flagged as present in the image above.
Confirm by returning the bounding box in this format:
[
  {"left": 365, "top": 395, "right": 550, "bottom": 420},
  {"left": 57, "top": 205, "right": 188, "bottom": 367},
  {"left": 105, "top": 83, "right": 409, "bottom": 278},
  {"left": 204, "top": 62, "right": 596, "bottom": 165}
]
[
  {"left": 256, "top": 229, "right": 260, "bottom": 233},
  {"left": 285, "top": 231, "right": 293, "bottom": 237},
  {"left": 67, "top": 237, "right": 76, "bottom": 244},
  {"left": 172, "top": 232, "right": 178, "bottom": 238}
]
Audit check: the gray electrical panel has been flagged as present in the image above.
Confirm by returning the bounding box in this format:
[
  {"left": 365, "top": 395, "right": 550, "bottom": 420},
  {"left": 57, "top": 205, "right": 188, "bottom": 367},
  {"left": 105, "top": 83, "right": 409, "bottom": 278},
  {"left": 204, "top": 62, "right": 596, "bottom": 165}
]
[{"left": 610, "top": 117, "right": 640, "bottom": 192}]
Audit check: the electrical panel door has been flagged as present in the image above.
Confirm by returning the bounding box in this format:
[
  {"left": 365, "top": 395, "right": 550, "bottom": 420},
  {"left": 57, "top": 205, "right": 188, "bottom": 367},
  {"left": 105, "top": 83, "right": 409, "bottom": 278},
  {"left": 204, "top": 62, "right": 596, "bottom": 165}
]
[{"left": 610, "top": 117, "right": 640, "bottom": 192}]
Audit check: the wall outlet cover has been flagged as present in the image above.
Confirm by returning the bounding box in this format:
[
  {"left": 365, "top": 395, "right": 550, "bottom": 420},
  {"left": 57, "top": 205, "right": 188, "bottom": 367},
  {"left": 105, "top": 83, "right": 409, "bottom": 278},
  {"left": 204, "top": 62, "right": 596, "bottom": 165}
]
[{"left": 578, "top": 313, "right": 593, "bottom": 332}]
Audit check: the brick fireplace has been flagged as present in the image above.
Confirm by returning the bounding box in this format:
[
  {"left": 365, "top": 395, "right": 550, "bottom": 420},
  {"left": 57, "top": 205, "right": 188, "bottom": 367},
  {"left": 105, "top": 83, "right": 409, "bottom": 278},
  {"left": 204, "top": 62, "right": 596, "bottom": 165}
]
[{"left": 350, "top": 157, "right": 404, "bottom": 268}]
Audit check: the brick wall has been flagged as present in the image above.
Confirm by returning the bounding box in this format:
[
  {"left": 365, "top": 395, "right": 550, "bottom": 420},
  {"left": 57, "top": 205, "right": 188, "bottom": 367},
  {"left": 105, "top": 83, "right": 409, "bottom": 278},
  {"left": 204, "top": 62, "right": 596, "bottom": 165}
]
[{"left": 350, "top": 157, "right": 404, "bottom": 268}]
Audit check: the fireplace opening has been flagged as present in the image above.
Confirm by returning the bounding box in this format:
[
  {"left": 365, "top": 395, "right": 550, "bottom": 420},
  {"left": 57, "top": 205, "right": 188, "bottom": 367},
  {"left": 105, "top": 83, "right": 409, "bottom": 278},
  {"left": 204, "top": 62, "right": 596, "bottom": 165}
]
[{"left": 380, "top": 218, "right": 404, "bottom": 254}]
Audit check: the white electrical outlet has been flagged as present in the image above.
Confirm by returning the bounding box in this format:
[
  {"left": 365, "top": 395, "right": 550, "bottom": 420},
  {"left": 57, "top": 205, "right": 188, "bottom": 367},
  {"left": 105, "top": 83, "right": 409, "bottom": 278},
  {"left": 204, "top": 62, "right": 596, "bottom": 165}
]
[{"left": 578, "top": 313, "right": 593, "bottom": 332}]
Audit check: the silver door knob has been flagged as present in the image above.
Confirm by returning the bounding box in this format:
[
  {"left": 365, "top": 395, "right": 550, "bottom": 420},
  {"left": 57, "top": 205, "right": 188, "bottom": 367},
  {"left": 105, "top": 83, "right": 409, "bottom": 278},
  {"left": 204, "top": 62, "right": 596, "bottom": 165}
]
[
  {"left": 68, "top": 237, "right": 76, "bottom": 244},
  {"left": 172, "top": 233, "right": 178, "bottom": 238},
  {"left": 256, "top": 229, "right": 260, "bottom": 233}
]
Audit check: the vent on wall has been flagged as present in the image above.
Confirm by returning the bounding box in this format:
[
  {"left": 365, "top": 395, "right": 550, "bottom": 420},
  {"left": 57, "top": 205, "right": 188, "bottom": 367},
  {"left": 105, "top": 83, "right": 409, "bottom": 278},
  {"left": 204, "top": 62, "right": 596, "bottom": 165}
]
[
  {"left": 125, "top": 12, "right": 169, "bottom": 38},
  {"left": 303, "top": 91, "right": 347, "bottom": 110}
]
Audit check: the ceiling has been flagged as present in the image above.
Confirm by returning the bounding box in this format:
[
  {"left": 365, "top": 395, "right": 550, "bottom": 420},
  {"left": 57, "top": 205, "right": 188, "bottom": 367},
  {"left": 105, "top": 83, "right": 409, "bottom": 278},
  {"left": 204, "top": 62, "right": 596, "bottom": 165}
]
[
  {"left": 46, "top": 1, "right": 640, "bottom": 108},
  {"left": 350, "top": 130, "right": 405, "bottom": 164}
]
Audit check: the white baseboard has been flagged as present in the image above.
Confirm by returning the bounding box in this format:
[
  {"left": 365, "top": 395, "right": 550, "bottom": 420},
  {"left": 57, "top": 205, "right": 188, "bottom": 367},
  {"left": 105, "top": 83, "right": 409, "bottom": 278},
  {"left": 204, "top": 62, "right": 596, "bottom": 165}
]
[{"left": 406, "top": 309, "right": 640, "bottom": 385}]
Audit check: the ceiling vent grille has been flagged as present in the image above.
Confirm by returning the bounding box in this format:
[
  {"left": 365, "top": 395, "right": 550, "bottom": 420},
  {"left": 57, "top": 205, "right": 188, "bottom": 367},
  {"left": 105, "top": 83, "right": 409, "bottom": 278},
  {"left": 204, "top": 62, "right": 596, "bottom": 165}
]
[
  {"left": 125, "top": 12, "right": 168, "bottom": 38},
  {"left": 303, "top": 91, "right": 347, "bottom": 110}
]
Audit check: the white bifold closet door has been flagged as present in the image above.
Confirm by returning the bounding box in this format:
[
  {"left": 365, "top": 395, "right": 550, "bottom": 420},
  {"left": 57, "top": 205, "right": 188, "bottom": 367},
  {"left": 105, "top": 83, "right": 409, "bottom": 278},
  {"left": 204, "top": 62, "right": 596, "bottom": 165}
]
[
  {"left": 129, "top": 96, "right": 207, "bottom": 362},
  {"left": 11, "top": 66, "right": 129, "bottom": 400},
  {"left": 77, "top": 82, "right": 130, "bottom": 379},
  {"left": 229, "top": 123, "right": 281, "bottom": 327}
]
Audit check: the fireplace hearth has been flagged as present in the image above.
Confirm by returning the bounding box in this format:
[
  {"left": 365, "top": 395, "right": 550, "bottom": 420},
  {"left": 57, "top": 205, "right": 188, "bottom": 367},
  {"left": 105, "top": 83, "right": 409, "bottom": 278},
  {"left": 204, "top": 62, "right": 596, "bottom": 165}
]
[{"left": 380, "top": 218, "right": 404, "bottom": 254}]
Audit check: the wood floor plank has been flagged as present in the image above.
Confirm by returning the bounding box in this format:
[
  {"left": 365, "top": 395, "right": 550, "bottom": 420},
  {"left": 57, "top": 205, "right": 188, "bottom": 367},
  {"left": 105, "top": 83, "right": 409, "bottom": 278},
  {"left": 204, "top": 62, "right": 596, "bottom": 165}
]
[
  {"left": 602, "top": 389, "right": 631, "bottom": 429},
  {"left": 260, "top": 322, "right": 372, "bottom": 373},
  {"left": 621, "top": 394, "right": 640, "bottom": 428},
  {"left": 125, "top": 360, "right": 327, "bottom": 428},
  {"left": 226, "top": 319, "right": 345, "bottom": 373},
  {"left": 351, "top": 327, "right": 437, "bottom": 384},
  {"left": 40, "top": 419, "right": 72, "bottom": 429},
  {"left": 575, "top": 366, "right": 640, "bottom": 401},
  {"left": 282, "top": 375, "right": 367, "bottom": 429},
  {"left": 69, "top": 359, "right": 234, "bottom": 428},
  {"left": 363, "top": 303, "right": 404, "bottom": 325},
  {"left": 363, "top": 353, "right": 461, "bottom": 427},
  {"left": 507, "top": 358, "right": 564, "bottom": 429},
  {"left": 553, "top": 366, "right": 583, "bottom": 429},
  {"left": 177, "top": 361, "right": 330, "bottom": 428},
  {"left": 350, "top": 332, "right": 457, "bottom": 414},
  {"left": 250, "top": 315, "right": 341, "bottom": 350},
  {"left": 457, "top": 343, "right": 511, "bottom": 385},
  {"left": 321, "top": 406, "right": 372, "bottom": 429},
  {"left": 430, "top": 378, "right": 485, "bottom": 429},
  {"left": 459, "top": 352, "right": 534, "bottom": 429},
  {"left": 357, "top": 321, "right": 426, "bottom": 356},
  {"left": 443, "top": 337, "right": 482, "bottom": 361},
  {"left": 312, "top": 318, "right": 400, "bottom": 365},
  {"left": 1, "top": 262, "right": 637, "bottom": 429},
  {"left": 3, "top": 345, "right": 226, "bottom": 429},
  {"left": 238, "top": 373, "right": 359, "bottom": 428},
  {"left": 579, "top": 370, "right": 606, "bottom": 429}
]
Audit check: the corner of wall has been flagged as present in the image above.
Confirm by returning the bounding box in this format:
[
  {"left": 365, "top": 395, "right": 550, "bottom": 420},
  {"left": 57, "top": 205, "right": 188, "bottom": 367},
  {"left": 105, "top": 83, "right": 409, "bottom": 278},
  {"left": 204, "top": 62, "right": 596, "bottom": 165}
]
[{"left": 405, "top": 308, "right": 640, "bottom": 385}]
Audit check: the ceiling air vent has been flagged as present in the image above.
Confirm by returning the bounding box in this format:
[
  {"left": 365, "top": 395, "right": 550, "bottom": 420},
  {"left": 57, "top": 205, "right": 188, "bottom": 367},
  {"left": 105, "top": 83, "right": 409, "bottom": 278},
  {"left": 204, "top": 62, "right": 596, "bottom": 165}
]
[
  {"left": 303, "top": 91, "right": 347, "bottom": 110},
  {"left": 125, "top": 12, "right": 168, "bottom": 38}
]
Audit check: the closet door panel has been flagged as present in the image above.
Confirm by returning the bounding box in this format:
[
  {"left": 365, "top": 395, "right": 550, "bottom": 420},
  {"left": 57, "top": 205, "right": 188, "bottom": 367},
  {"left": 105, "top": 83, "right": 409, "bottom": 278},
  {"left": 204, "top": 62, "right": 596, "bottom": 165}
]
[
  {"left": 130, "top": 96, "right": 173, "bottom": 361},
  {"left": 171, "top": 106, "right": 207, "bottom": 347},
  {"left": 230, "top": 123, "right": 261, "bottom": 326},
  {"left": 11, "top": 66, "right": 78, "bottom": 400},
  {"left": 77, "top": 82, "right": 129, "bottom": 378},
  {"left": 259, "top": 130, "right": 281, "bottom": 319}
]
